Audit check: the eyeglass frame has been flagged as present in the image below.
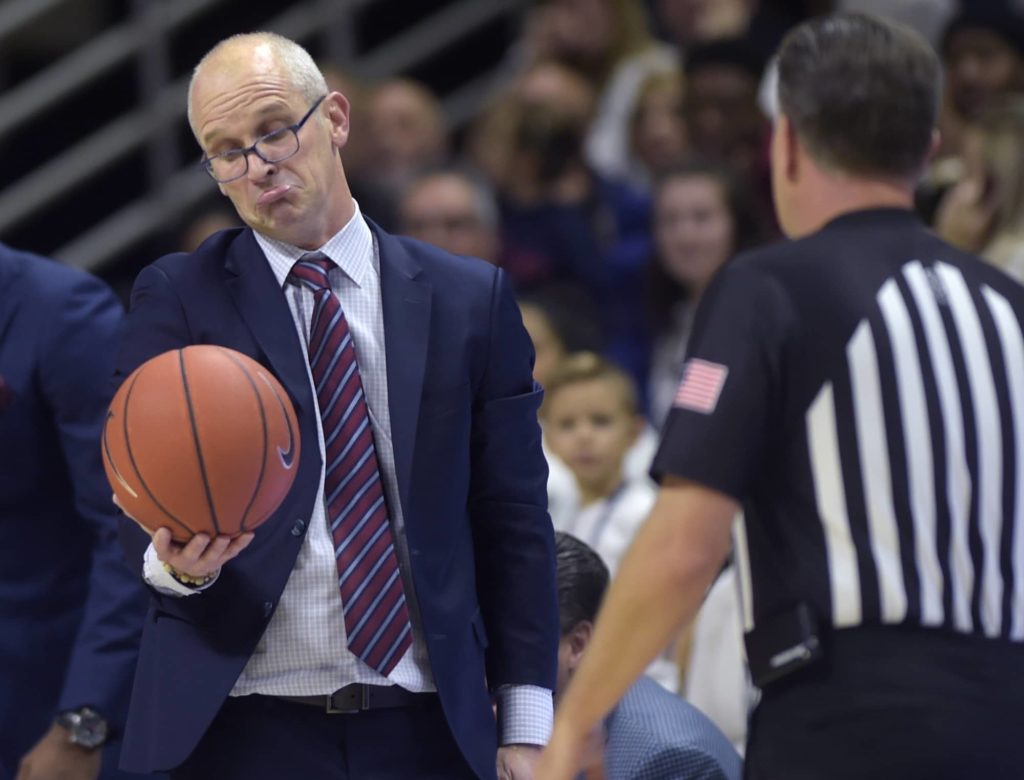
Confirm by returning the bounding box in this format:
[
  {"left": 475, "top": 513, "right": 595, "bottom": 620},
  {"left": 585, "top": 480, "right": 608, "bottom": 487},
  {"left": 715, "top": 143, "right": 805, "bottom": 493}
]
[{"left": 199, "top": 94, "right": 328, "bottom": 183}]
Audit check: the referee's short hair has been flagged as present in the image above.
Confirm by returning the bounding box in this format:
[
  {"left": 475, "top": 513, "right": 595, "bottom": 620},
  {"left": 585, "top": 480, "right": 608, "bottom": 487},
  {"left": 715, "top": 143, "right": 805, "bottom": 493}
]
[
  {"left": 776, "top": 11, "right": 942, "bottom": 179},
  {"left": 555, "top": 532, "right": 609, "bottom": 636}
]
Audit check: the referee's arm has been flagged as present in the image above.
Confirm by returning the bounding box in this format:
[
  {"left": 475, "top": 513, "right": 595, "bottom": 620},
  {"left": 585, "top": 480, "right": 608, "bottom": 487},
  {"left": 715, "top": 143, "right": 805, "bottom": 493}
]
[{"left": 537, "top": 476, "right": 736, "bottom": 780}]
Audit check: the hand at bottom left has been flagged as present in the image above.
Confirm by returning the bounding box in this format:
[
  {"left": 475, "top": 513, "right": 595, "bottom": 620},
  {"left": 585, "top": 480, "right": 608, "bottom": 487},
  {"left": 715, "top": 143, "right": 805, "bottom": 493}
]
[{"left": 16, "top": 723, "right": 101, "bottom": 780}]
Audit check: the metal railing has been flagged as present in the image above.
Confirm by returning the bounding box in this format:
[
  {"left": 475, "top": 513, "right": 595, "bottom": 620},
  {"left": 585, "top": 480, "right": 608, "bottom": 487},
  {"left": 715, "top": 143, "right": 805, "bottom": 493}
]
[{"left": 0, "top": 0, "right": 526, "bottom": 272}]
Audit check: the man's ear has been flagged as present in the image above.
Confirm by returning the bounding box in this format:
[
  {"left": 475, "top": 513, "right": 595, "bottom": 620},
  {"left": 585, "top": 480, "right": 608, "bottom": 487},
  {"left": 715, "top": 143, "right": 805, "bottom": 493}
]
[
  {"left": 567, "top": 620, "right": 594, "bottom": 670},
  {"left": 325, "top": 91, "right": 351, "bottom": 149}
]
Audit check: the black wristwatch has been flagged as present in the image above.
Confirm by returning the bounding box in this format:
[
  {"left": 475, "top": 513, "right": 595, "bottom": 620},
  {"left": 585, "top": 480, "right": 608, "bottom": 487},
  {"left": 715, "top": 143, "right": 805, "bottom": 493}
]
[{"left": 56, "top": 707, "right": 109, "bottom": 750}]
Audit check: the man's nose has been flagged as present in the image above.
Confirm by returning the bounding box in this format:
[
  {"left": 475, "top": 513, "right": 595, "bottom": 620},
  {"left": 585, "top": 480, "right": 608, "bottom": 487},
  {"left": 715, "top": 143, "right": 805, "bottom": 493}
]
[{"left": 246, "top": 151, "right": 277, "bottom": 181}]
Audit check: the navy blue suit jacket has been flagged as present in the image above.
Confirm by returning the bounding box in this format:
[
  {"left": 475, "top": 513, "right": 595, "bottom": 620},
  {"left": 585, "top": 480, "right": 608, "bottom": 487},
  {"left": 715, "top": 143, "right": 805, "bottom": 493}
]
[
  {"left": 114, "top": 225, "right": 558, "bottom": 779},
  {"left": 0, "top": 245, "right": 152, "bottom": 779},
  {"left": 604, "top": 678, "right": 743, "bottom": 780}
]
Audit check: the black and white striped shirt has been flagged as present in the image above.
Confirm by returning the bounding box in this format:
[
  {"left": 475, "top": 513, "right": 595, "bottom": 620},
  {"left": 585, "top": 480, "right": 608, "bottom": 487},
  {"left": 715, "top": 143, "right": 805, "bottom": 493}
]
[{"left": 654, "top": 208, "right": 1024, "bottom": 643}]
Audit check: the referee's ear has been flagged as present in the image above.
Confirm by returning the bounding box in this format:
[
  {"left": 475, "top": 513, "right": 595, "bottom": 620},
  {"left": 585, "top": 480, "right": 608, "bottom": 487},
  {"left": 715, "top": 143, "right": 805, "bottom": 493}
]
[{"left": 780, "top": 115, "right": 801, "bottom": 183}]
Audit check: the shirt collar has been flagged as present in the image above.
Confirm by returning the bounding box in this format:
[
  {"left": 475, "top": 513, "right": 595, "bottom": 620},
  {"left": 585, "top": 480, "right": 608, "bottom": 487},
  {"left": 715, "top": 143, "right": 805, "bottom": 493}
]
[{"left": 255, "top": 201, "right": 375, "bottom": 289}]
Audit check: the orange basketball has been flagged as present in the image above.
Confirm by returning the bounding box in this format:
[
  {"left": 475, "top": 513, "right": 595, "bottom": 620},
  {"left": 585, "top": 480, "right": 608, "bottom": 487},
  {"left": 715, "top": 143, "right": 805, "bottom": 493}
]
[{"left": 103, "top": 345, "right": 300, "bottom": 541}]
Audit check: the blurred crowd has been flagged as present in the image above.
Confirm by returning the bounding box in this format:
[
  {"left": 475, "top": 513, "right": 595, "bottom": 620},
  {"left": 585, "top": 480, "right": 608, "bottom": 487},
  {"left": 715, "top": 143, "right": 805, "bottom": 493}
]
[{"left": 175, "top": 0, "right": 1024, "bottom": 751}]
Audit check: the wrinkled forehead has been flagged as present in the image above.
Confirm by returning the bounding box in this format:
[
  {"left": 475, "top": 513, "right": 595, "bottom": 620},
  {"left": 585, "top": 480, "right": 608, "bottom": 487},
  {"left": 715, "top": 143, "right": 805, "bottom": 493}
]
[{"left": 190, "top": 46, "right": 306, "bottom": 143}]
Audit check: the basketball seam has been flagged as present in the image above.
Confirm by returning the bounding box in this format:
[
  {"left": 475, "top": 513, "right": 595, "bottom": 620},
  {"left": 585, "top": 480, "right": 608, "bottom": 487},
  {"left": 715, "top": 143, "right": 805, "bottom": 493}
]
[
  {"left": 180, "top": 348, "right": 222, "bottom": 537},
  {"left": 121, "top": 367, "right": 198, "bottom": 539},
  {"left": 220, "top": 348, "right": 268, "bottom": 533},
  {"left": 103, "top": 410, "right": 137, "bottom": 499}
]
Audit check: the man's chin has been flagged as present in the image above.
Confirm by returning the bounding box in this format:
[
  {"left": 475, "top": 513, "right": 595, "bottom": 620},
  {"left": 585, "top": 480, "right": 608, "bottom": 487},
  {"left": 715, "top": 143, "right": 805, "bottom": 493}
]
[{"left": 251, "top": 204, "right": 297, "bottom": 231}]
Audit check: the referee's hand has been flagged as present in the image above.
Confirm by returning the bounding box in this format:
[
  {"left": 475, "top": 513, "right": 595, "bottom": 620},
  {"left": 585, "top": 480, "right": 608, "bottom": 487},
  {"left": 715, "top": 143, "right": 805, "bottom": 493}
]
[{"left": 535, "top": 723, "right": 604, "bottom": 780}]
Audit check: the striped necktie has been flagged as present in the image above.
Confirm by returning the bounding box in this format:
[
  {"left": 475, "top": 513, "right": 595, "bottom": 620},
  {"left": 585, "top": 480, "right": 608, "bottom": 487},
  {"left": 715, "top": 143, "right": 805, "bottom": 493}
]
[{"left": 289, "top": 253, "right": 412, "bottom": 676}]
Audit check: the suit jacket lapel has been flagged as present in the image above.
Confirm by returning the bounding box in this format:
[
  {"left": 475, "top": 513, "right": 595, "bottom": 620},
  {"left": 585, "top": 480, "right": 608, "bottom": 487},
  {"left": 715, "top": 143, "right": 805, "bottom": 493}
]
[
  {"left": 223, "top": 230, "right": 314, "bottom": 419},
  {"left": 372, "top": 223, "right": 431, "bottom": 515}
]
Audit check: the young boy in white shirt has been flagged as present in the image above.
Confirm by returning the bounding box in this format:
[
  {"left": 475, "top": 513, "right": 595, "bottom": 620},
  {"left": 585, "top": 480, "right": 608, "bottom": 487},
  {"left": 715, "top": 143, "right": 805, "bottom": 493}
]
[
  {"left": 542, "top": 352, "right": 657, "bottom": 578},
  {"left": 543, "top": 353, "right": 684, "bottom": 690}
]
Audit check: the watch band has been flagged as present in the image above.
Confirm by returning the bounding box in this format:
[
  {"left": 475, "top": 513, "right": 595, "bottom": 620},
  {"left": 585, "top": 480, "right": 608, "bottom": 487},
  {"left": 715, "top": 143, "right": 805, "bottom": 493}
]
[
  {"left": 162, "top": 561, "right": 218, "bottom": 587},
  {"left": 57, "top": 706, "right": 109, "bottom": 750}
]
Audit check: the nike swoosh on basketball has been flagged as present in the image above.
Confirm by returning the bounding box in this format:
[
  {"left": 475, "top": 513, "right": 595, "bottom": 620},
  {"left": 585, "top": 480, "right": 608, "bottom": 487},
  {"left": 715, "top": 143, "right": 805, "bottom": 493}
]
[{"left": 257, "top": 371, "right": 296, "bottom": 468}]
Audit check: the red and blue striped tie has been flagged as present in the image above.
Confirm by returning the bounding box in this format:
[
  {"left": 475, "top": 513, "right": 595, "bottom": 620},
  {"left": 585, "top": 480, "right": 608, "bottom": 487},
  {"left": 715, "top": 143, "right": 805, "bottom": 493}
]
[{"left": 289, "top": 253, "right": 412, "bottom": 676}]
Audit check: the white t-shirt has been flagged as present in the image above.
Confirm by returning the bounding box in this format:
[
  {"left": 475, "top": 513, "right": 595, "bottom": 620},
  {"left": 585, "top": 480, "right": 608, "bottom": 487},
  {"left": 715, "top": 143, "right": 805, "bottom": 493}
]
[
  {"left": 554, "top": 479, "right": 656, "bottom": 577},
  {"left": 545, "top": 424, "right": 659, "bottom": 533}
]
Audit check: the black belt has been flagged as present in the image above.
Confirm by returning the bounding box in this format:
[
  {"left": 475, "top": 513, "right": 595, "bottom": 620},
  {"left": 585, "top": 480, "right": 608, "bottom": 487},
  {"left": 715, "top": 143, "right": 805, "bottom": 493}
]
[{"left": 270, "top": 683, "right": 435, "bottom": 714}]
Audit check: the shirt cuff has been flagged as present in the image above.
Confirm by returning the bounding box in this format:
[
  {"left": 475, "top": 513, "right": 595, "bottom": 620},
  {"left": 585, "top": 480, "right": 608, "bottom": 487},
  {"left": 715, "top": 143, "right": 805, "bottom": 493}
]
[
  {"left": 143, "top": 543, "right": 218, "bottom": 596},
  {"left": 495, "top": 684, "right": 554, "bottom": 746}
]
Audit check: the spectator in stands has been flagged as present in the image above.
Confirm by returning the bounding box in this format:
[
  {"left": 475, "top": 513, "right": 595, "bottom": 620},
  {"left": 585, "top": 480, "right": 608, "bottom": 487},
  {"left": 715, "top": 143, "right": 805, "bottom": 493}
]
[
  {"left": 542, "top": 353, "right": 654, "bottom": 577},
  {"left": 320, "top": 66, "right": 373, "bottom": 181},
  {"left": 625, "top": 69, "right": 689, "bottom": 190},
  {"left": 0, "top": 243, "right": 154, "bottom": 780},
  {"left": 942, "top": 7, "right": 1024, "bottom": 125},
  {"left": 682, "top": 38, "right": 768, "bottom": 182},
  {"left": 653, "top": 0, "right": 754, "bottom": 47},
  {"left": 366, "top": 78, "right": 449, "bottom": 187},
  {"left": 931, "top": 5, "right": 1024, "bottom": 164},
  {"left": 514, "top": 288, "right": 661, "bottom": 559},
  {"left": 360, "top": 77, "right": 450, "bottom": 229},
  {"left": 646, "top": 161, "right": 758, "bottom": 428},
  {"left": 512, "top": 0, "right": 677, "bottom": 183},
  {"left": 398, "top": 169, "right": 500, "bottom": 265},
  {"left": 519, "top": 289, "right": 582, "bottom": 542},
  {"left": 321, "top": 65, "right": 398, "bottom": 230},
  {"left": 493, "top": 61, "right": 653, "bottom": 396},
  {"left": 518, "top": 285, "right": 603, "bottom": 524},
  {"left": 543, "top": 353, "right": 672, "bottom": 690},
  {"left": 552, "top": 532, "right": 743, "bottom": 780},
  {"left": 935, "top": 96, "right": 1024, "bottom": 282},
  {"left": 517, "top": 0, "right": 661, "bottom": 89},
  {"left": 651, "top": 0, "right": 801, "bottom": 65},
  {"left": 497, "top": 61, "right": 606, "bottom": 291},
  {"left": 518, "top": 285, "right": 605, "bottom": 390}
]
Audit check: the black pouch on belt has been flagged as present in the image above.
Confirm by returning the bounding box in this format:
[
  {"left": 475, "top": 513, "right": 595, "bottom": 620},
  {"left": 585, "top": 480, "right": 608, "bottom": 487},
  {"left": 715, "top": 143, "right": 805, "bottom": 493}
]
[{"left": 745, "top": 602, "right": 823, "bottom": 688}]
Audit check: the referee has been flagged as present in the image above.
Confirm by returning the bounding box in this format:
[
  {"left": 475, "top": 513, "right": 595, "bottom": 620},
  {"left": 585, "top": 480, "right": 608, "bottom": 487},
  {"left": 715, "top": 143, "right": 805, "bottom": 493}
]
[{"left": 538, "top": 12, "right": 1024, "bottom": 780}]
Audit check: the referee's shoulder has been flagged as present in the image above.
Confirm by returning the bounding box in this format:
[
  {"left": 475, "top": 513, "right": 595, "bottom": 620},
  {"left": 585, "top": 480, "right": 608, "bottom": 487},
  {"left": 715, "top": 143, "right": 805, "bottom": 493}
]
[
  {"left": 717, "top": 239, "right": 806, "bottom": 293},
  {"left": 946, "top": 241, "right": 1024, "bottom": 302},
  {"left": 732, "top": 230, "right": 830, "bottom": 274}
]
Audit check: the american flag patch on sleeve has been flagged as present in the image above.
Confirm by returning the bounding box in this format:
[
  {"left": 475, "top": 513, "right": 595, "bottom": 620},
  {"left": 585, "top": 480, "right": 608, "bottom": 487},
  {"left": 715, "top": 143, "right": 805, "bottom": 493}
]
[{"left": 674, "top": 358, "right": 729, "bottom": 414}]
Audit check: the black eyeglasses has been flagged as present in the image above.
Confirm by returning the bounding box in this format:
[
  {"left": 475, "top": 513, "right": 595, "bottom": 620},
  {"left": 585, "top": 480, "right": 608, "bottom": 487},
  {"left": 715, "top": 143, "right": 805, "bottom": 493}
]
[{"left": 200, "top": 95, "right": 327, "bottom": 183}]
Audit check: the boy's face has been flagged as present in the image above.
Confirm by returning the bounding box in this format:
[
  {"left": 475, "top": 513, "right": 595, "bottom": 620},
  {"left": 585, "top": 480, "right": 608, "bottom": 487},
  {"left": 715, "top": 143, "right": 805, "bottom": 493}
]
[{"left": 545, "top": 379, "right": 639, "bottom": 495}]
